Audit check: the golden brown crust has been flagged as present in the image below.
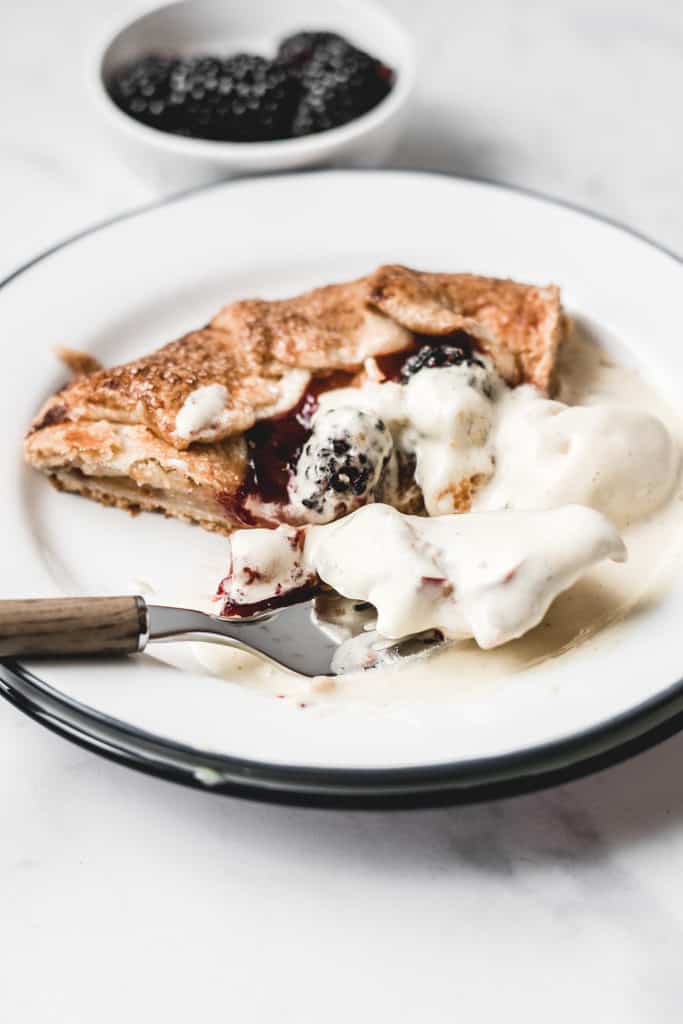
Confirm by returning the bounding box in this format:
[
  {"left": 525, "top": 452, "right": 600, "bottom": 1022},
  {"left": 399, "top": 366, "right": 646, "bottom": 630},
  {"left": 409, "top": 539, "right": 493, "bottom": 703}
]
[
  {"left": 25, "top": 265, "right": 566, "bottom": 532},
  {"left": 48, "top": 328, "right": 292, "bottom": 450},
  {"left": 29, "top": 266, "right": 564, "bottom": 449},
  {"left": 210, "top": 276, "right": 414, "bottom": 369},
  {"left": 368, "top": 265, "right": 467, "bottom": 334},
  {"left": 429, "top": 272, "right": 564, "bottom": 391}
]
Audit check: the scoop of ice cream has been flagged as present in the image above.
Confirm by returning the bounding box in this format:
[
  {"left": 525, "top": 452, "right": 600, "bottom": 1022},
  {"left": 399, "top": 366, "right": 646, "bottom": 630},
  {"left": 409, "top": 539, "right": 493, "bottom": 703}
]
[{"left": 474, "top": 386, "right": 680, "bottom": 527}]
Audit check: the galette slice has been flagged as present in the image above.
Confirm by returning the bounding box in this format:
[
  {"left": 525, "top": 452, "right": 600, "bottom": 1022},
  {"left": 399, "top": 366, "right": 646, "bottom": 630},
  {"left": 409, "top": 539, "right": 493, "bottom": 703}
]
[{"left": 25, "top": 266, "right": 567, "bottom": 533}]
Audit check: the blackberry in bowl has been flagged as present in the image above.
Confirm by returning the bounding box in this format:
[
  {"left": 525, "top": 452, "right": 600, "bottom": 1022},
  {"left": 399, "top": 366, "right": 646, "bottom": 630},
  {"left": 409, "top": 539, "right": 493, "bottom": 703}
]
[
  {"left": 277, "top": 31, "right": 394, "bottom": 137},
  {"left": 93, "top": 0, "right": 414, "bottom": 185},
  {"left": 109, "top": 53, "right": 303, "bottom": 143}
]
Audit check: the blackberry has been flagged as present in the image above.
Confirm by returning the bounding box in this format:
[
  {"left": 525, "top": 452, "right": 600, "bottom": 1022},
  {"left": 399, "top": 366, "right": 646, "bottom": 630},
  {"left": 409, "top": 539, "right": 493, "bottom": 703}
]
[
  {"left": 400, "top": 333, "right": 486, "bottom": 382},
  {"left": 277, "top": 32, "right": 394, "bottom": 136},
  {"left": 276, "top": 31, "right": 345, "bottom": 70},
  {"left": 108, "top": 54, "right": 177, "bottom": 133},
  {"left": 109, "top": 53, "right": 302, "bottom": 142},
  {"left": 288, "top": 407, "right": 394, "bottom": 523}
]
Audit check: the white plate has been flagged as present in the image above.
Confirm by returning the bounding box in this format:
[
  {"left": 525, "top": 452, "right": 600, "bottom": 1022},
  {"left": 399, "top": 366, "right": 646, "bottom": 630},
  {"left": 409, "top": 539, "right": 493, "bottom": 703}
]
[{"left": 2, "top": 170, "right": 683, "bottom": 804}]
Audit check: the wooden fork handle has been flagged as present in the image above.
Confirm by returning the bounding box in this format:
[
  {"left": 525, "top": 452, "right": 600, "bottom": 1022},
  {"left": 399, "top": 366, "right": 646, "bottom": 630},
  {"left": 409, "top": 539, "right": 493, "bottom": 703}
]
[{"left": 0, "top": 596, "right": 148, "bottom": 658}]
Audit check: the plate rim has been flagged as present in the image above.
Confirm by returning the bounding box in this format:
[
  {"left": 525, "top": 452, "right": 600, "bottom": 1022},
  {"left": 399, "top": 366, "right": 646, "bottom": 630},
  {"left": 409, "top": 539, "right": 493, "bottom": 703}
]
[
  {"left": 2, "top": 166, "right": 682, "bottom": 809},
  {"left": 4, "top": 655, "right": 683, "bottom": 808}
]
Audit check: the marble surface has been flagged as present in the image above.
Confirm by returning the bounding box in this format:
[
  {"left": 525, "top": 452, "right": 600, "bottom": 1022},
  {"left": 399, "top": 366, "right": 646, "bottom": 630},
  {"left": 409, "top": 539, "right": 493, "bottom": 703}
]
[{"left": 2, "top": 1, "right": 683, "bottom": 1020}]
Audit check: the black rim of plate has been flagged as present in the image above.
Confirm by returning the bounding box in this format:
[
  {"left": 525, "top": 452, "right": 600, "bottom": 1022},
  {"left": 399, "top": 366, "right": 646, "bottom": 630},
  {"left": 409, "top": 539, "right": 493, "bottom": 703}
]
[{"left": 1, "top": 168, "right": 682, "bottom": 810}]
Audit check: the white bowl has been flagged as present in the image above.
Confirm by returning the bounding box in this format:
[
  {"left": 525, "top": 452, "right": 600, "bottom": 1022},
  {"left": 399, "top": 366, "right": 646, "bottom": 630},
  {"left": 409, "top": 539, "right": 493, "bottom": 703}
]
[{"left": 90, "top": 0, "right": 416, "bottom": 190}]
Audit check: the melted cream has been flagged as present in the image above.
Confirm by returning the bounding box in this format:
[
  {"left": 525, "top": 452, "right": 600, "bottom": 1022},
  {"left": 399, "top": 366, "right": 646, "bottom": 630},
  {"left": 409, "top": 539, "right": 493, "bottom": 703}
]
[{"left": 175, "top": 384, "right": 229, "bottom": 440}]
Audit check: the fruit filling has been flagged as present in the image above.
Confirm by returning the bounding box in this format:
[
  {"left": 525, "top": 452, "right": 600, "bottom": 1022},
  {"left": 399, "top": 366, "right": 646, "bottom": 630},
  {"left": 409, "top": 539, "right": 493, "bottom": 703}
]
[{"left": 221, "top": 333, "right": 487, "bottom": 525}]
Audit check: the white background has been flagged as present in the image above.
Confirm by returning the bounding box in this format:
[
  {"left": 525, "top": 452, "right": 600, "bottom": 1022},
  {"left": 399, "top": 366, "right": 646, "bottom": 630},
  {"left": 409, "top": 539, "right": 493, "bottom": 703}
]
[{"left": 2, "top": 1, "right": 683, "bottom": 1020}]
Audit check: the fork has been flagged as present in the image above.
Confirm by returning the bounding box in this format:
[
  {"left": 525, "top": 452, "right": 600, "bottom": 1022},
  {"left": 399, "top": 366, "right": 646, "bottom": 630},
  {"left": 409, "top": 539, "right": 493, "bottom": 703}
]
[{"left": 0, "top": 596, "right": 444, "bottom": 677}]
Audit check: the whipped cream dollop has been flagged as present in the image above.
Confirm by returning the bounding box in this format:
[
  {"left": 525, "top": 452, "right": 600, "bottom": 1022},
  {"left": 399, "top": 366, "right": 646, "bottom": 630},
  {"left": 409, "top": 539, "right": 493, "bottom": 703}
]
[
  {"left": 218, "top": 504, "right": 626, "bottom": 649},
  {"left": 175, "top": 383, "right": 229, "bottom": 440}
]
